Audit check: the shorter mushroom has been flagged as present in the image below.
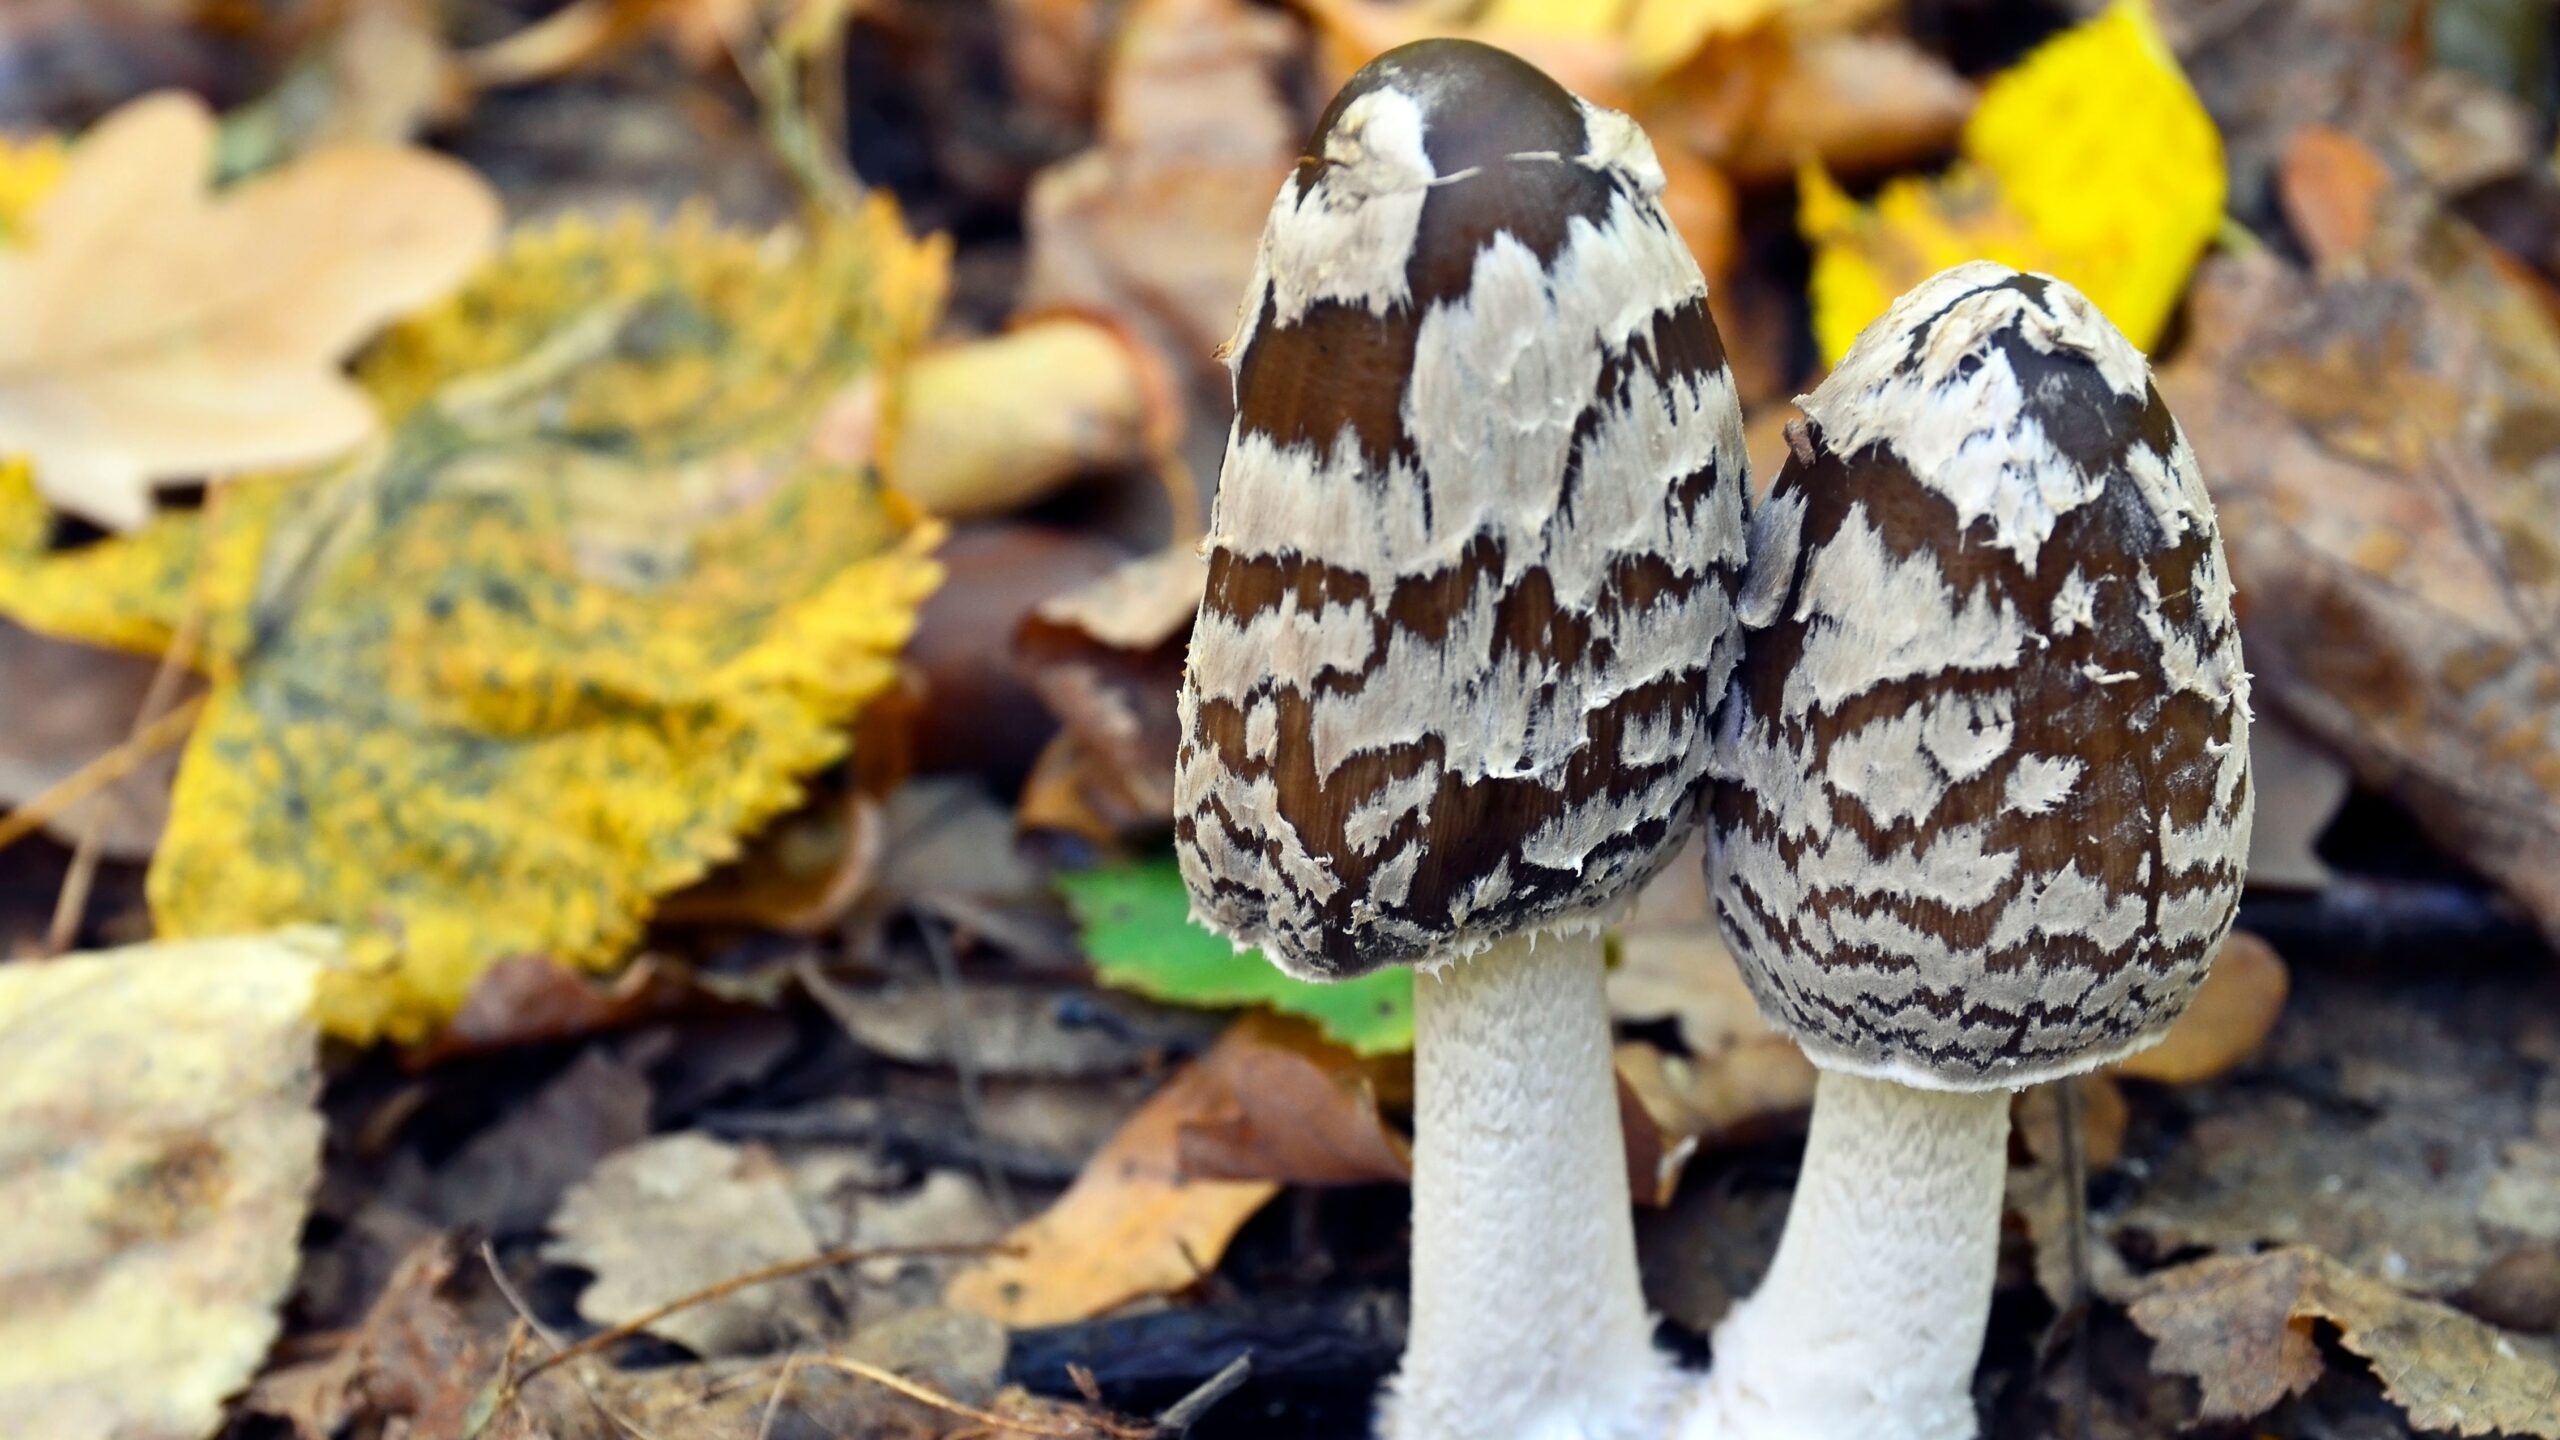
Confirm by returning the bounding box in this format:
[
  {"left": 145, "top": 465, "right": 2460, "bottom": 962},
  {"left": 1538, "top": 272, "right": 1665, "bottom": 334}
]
[{"left": 1694, "top": 262, "right": 2253, "bottom": 1440}]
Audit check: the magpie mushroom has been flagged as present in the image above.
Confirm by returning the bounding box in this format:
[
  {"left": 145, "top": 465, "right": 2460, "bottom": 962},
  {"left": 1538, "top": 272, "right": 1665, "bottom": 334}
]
[
  {"left": 1696, "top": 262, "right": 2252, "bottom": 1440},
  {"left": 1171, "top": 38, "right": 1749, "bottom": 1440}
]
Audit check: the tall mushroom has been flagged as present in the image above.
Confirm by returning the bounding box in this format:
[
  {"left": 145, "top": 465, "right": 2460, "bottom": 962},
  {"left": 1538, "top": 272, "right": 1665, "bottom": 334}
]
[
  {"left": 1696, "top": 262, "right": 2253, "bottom": 1440},
  {"left": 1172, "top": 38, "right": 1750, "bottom": 1440}
]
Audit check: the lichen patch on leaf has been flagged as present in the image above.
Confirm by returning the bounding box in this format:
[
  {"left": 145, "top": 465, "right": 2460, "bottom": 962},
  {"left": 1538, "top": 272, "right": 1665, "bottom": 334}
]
[{"left": 0, "top": 199, "right": 951, "bottom": 1042}]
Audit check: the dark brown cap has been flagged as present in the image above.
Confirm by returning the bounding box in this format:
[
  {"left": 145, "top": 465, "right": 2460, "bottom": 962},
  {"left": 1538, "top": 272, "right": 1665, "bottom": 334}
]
[
  {"left": 1709, "top": 262, "right": 2254, "bottom": 1090},
  {"left": 1175, "top": 40, "right": 1751, "bottom": 978}
]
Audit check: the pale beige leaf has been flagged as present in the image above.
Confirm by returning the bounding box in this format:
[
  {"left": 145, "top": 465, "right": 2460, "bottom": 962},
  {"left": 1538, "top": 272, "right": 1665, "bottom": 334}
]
[
  {"left": 0, "top": 91, "right": 499, "bottom": 529},
  {"left": 0, "top": 932, "right": 330, "bottom": 1440}
]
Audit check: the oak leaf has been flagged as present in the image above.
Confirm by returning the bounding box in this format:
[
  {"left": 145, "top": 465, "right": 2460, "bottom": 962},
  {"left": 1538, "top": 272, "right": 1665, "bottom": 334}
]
[{"left": 0, "top": 91, "right": 499, "bottom": 531}]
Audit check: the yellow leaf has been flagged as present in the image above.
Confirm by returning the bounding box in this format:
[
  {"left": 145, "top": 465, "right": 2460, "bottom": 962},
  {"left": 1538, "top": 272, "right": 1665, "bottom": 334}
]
[
  {"left": 1800, "top": 0, "right": 2223, "bottom": 363},
  {"left": 0, "top": 91, "right": 500, "bottom": 531},
  {"left": 0, "top": 200, "right": 952, "bottom": 1042},
  {"left": 0, "top": 132, "right": 64, "bottom": 243},
  {"left": 0, "top": 931, "right": 329, "bottom": 1440}
]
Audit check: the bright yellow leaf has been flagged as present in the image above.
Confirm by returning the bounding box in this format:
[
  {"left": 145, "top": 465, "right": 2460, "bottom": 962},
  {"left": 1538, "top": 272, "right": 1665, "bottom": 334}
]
[
  {"left": 1800, "top": 0, "right": 2224, "bottom": 363},
  {"left": 0, "top": 92, "right": 500, "bottom": 532},
  {"left": 0, "top": 132, "right": 64, "bottom": 243},
  {"left": 0, "top": 200, "right": 951, "bottom": 1042}
]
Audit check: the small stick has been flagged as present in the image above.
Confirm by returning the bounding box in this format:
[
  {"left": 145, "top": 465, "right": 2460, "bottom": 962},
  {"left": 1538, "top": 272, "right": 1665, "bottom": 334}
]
[
  {"left": 0, "top": 695, "right": 206, "bottom": 855},
  {"left": 1153, "top": 1354, "right": 1252, "bottom": 1435},
  {"left": 515, "top": 1241, "right": 1014, "bottom": 1383},
  {"left": 476, "top": 1242, "right": 660, "bottom": 1440},
  {"left": 754, "top": 1350, "right": 809, "bottom": 1440},
  {"left": 813, "top": 1357, "right": 1098, "bottom": 1438}
]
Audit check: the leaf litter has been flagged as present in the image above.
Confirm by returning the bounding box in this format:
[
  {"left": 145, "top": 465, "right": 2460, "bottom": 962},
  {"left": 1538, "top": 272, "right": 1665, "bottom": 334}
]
[{"left": 7, "top": 0, "right": 2560, "bottom": 1436}]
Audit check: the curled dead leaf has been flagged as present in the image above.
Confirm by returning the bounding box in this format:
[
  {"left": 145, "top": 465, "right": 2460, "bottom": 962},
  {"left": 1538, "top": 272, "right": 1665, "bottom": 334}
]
[
  {"left": 889, "top": 315, "right": 1182, "bottom": 521},
  {"left": 2130, "top": 1247, "right": 2560, "bottom": 1434}
]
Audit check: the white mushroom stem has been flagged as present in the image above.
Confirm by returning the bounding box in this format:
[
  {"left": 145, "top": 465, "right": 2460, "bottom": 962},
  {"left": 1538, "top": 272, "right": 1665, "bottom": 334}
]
[
  {"left": 1382, "top": 927, "right": 1680, "bottom": 1440},
  {"left": 1689, "top": 1069, "right": 2014, "bottom": 1440}
]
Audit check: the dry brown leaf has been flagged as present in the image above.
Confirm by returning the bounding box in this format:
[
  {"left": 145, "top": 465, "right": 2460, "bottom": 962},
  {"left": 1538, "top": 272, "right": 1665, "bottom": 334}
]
[
  {"left": 1020, "top": 0, "right": 1297, "bottom": 471},
  {"left": 2130, "top": 1247, "right": 2560, "bottom": 1434},
  {"left": 544, "top": 1133, "right": 832, "bottom": 1356},
  {"left": 2112, "top": 932, "right": 2292, "bottom": 1086},
  {"left": 0, "top": 618, "right": 191, "bottom": 857},
  {"left": 0, "top": 932, "right": 330, "bottom": 1440},
  {"left": 0, "top": 91, "right": 499, "bottom": 530},
  {"left": 2245, "top": 710, "right": 2353, "bottom": 891},
  {"left": 2279, "top": 124, "right": 2393, "bottom": 269},
  {"left": 1658, "top": 30, "right": 1974, "bottom": 184},
  {"left": 944, "top": 1016, "right": 1298, "bottom": 1326},
  {"left": 1172, "top": 1012, "right": 1411, "bottom": 1186},
  {"left": 889, "top": 316, "right": 1180, "bottom": 520},
  {"left": 1014, "top": 546, "right": 1203, "bottom": 847},
  {"left": 2163, "top": 208, "right": 2560, "bottom": 950}
]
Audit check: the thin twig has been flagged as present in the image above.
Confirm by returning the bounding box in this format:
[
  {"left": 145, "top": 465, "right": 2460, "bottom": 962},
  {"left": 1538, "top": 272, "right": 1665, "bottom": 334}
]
[
  {"left": 924, "top": 916, "right": 1019, "bottom": 1221},
  {"left": 515, "top": 1241, "right": 1014, "bottom": 1383},
  {"left": 0, "top": 695, "right": 206, "bottom": 855},
  {"left": 1152, "top": 1354, "right": 1252, "bottom": 1435},
  {"left": 477, "top": 1242, "right": 661, "bottom": 1440},
  {"left": 754, "top": 1349, "right": 809, "bottom": 1440},
  {"left": 814, "top": 1356, "right": 1112, "bottom": 1438},
  {"left": 47, "top": 490, "right": 226, "bottom": 952}
]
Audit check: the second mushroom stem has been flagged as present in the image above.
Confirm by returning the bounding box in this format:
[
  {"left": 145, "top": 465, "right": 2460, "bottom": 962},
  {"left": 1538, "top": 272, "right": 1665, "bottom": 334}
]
[
  {"left": 1692, "top": 1070, "right": 2013, "bottom": 1440},
  {"left": 1385, "top": 928, "right": 1679, "bottom": 1440}
]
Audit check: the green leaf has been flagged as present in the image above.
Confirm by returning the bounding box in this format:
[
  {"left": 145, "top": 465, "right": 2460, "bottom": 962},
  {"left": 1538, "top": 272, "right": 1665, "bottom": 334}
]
[{"left": 1058, "top": 855, "right": 1415, "bottom": 1056}]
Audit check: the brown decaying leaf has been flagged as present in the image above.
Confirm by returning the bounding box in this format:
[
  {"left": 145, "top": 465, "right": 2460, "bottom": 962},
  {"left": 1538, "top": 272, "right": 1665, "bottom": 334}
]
[
  {"left": 2113, "top": 932, "right": 2291, "bottom": 1086},
  {"left": 1019, "top": 0, "right": 1297, "bottom": 482},
  {"left": 908, "top": 525, "right": 1133, "bottom": 780},
  {"left": 1654, "top": 30, "right": 1974, "bottom": 185},
  {"left": 889, "top": 315, "right": 1181, "bottom": 521},
  {"left": 2165, "top": 175, "right": 2560, "bottom": 950},
  {"left": 1014, "top": 545, "right": 1203, "bottom": 847},
  {"left": 2245, "top": 709, "right": 2353, "bottom": 890},
  {"left": 410, "top": 953, "right": 694, "bottom": 1063},
  {"left": 0, "top": 618, "right": 190, "bottom": 858},
  {"left": 2130, "top": 1247, "right": 2560, "bottom": 1435},
  {"left": 2279, "top": 124, "right": 2393, "bottom": 269},
  {"left": 0, "top": 91, "right": 499, "bottom": 530},
  {"left": 545, "top": 1133, "right": 834, "bottom": 1357},
  {"left": 947, "top": 1013, "right": 1408, "bottom": 1325}
]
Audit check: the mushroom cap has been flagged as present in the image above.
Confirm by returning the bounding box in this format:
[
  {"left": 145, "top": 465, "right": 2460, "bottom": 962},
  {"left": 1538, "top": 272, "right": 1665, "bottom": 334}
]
[
  {"left": 1175, "top": 39, "right": 1750, "bottom": 979},
  {"left": 1708, "top": 263, "right": 2254, "bottom": 1091}
]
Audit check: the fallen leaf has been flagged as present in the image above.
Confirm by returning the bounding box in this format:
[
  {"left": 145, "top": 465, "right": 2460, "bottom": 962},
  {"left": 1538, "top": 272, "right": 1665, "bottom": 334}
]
[
  {"left": 2280, "top": 124, "right": 2394, "bottom": 269},
  {"left": 2112, "top": 932, "right": 2291, "bottom": 1085},
  {"left": 1173, "top": 1012, "right": 1411, "bottom": 1186},
  {"left": 2130, "top": 1247, "right": 2560, "bottom": 1434},
  {"left": 889, "top": 315, "right": 1180, "bottom": 520},
  {"left": 0, "top": 618, "right": 192, "bottom": 857},
  {"left": 1658, "top": 30, "right": 1974, "bottom": 185},
  {"left": 2245, "top": 710, "right": 2353, "bottom": 890},
  {"left": 545, "top": 1132, "right": 832, "bottom": 1356},
  {"left": 2163, "top": 211, "right": 2560, "bottom": 950},
  {"left": 0, "top": 201, "right": 951, "bottom": 1041},
  {"left": 0, "top": 91, "right": 499, "bottom": 530},
  {"left": 1020, "top": 0, "right": 1297, "bottom": 467},
  {"left": 1060, "top": 853, "right": 1417, "bottom": 1056},
  {"left": 2006, "top": 1074, "right": 2141, "bottom": 1310},
  {"left": 0, "top": 130, "right": 64, "bottom": 242},
  {"left": 905, "top": 526, "right": 1133, "bottom": 780},
  {"left": 1801, "top": 0, "right": 2223, "bottom": 362},
  {"left": 247, "top": 1239, "right": 539, "bottom": 1440},
  {"left": 1014, "top": 546, "right": 1202, "bottom": 848},
  {"left": 0, "top": 931, "right": 329, "bottom": 1440},
  {"left": 813, "top": 975, "right": 1190, "bottom": 1078},
  {"left": 399, "top": 1047, "right": 655, "bottom": 1238},
  {"left": 945, "top": 1017, "right": 1299, "bottom": 1325}
]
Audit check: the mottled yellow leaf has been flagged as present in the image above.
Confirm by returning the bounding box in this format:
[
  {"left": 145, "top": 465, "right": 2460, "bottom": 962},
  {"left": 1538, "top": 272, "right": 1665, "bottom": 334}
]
[
  {"left": 0, "top": 931, "right": 330, "bottom": 1440},
  {"left": 1801, "top": 0, "right": 2223, "bottom": 362},
  {"left": 0, "top": 132, "right": 64, "bottom": 243},
  {"left": 0, "top": 92, "right": 499, "bottom": 531},
  {"left": 0, "top": 200, "right": 951, "bottom": 1042}
]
